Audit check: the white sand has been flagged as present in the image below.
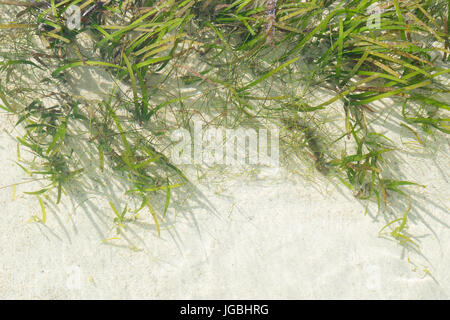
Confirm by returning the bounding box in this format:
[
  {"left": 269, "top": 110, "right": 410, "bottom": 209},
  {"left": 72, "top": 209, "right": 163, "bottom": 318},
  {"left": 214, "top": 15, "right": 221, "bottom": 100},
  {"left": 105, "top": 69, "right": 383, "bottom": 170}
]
[{"left": 0, "top": 105, "right": 449, "bottom": 298}]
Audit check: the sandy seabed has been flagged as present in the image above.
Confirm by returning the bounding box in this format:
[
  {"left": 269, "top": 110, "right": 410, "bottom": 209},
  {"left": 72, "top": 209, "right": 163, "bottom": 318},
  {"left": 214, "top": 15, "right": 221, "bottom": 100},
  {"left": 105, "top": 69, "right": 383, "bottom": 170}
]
[
  {"left": 0, "top": 104, "right": 449, "bottom": 299},
  {"left": 0, "top": 3, "right": 449, "bottom": 300}
]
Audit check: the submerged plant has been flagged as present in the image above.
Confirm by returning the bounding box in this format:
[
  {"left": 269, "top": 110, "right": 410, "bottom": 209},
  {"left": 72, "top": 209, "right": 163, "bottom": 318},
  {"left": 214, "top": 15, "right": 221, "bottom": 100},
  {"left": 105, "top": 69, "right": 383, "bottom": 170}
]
[{"left": 0, "top": 0, "right": 448, "bottom": 256}]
